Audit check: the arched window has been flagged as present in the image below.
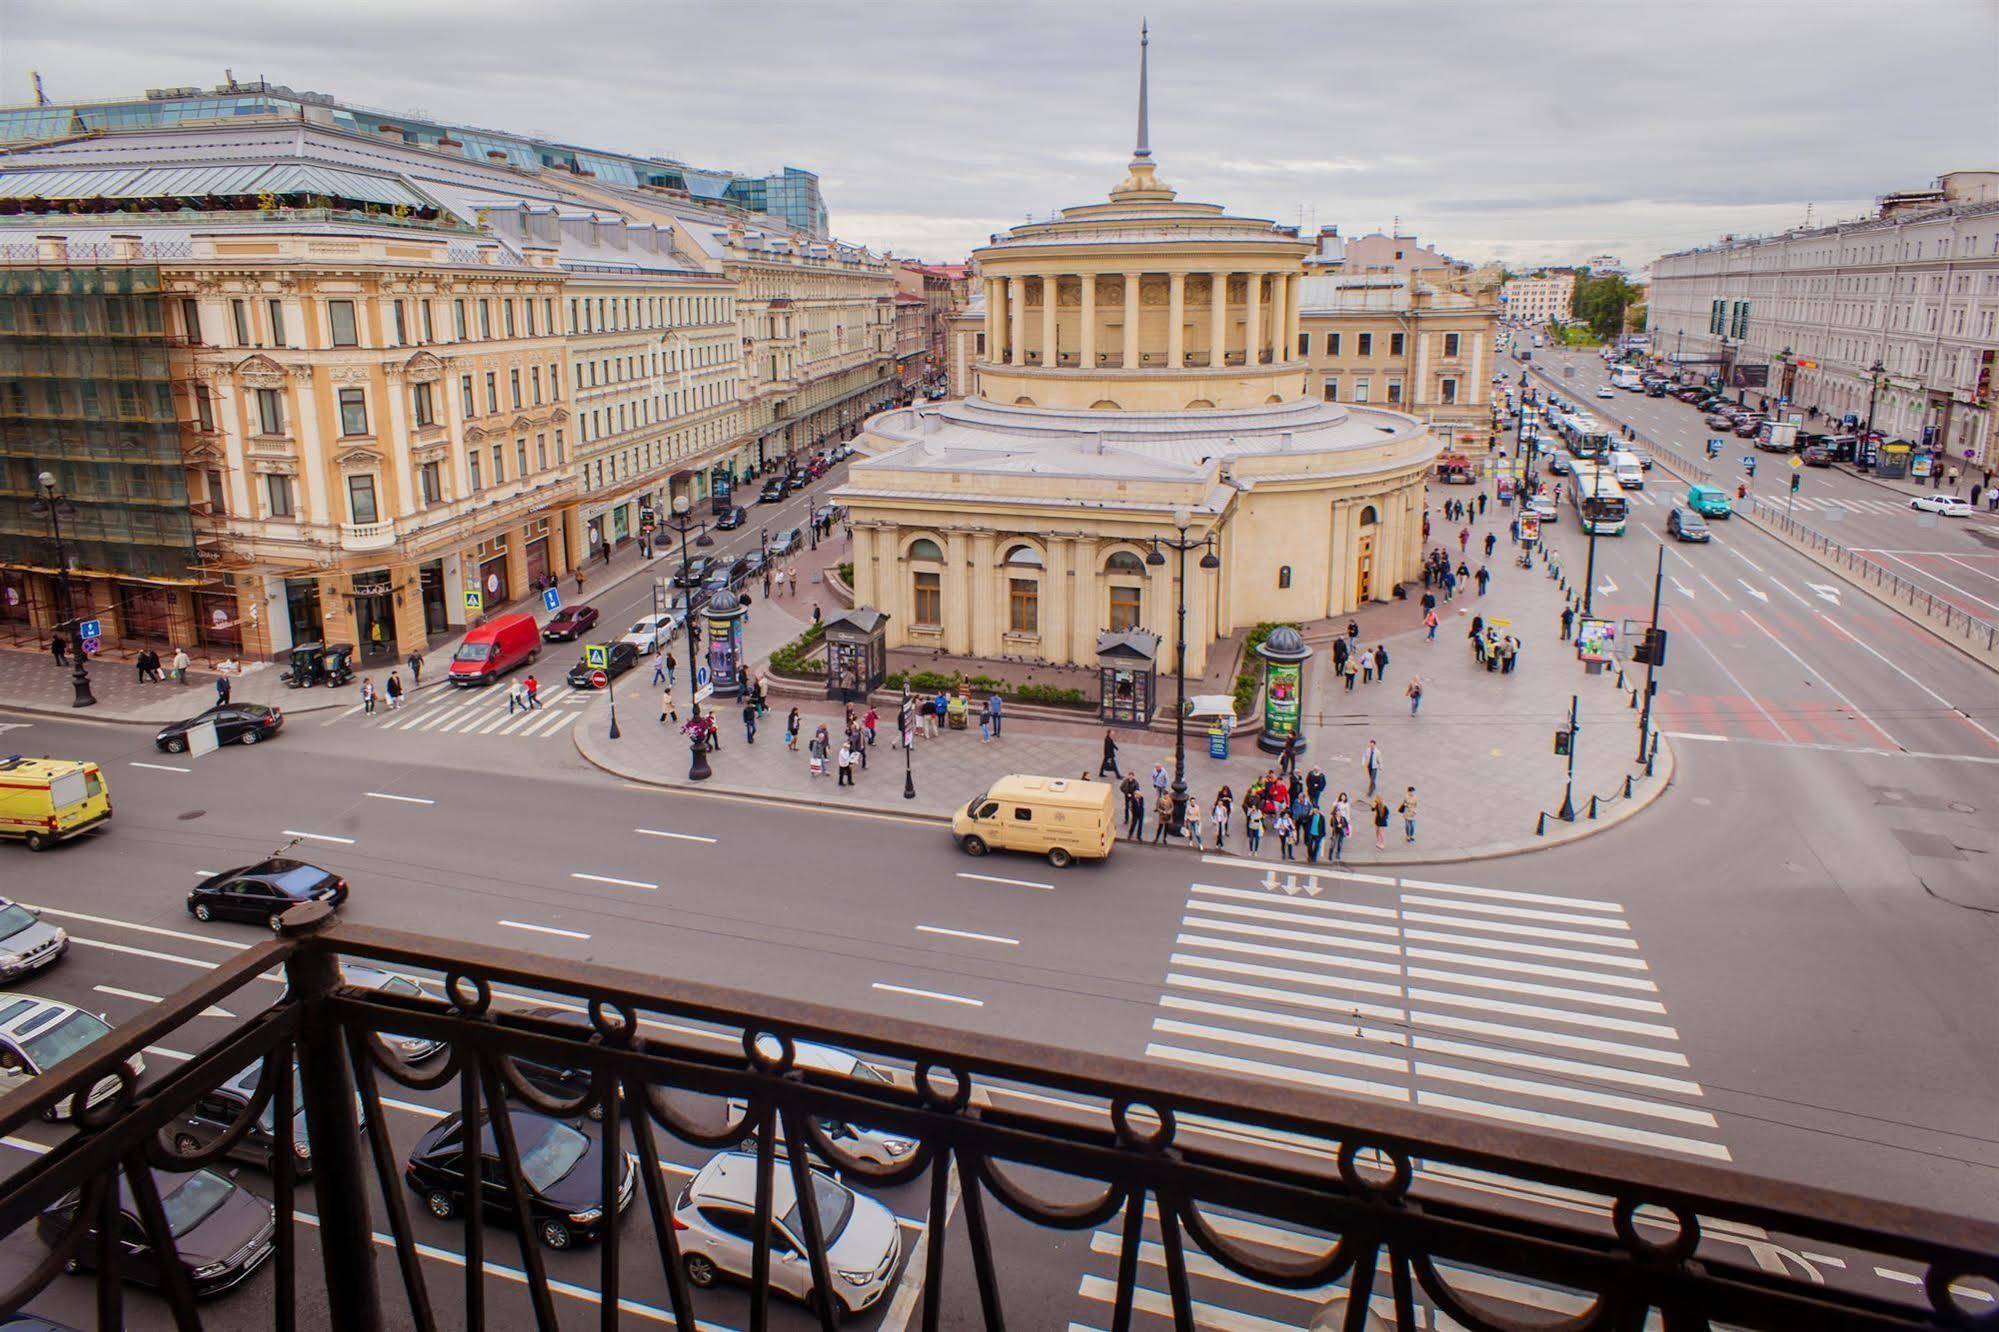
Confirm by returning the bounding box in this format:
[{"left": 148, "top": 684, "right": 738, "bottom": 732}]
[
  {"left": 1359, "top": 505, "right": 1379, "bottom": 526},
  {"left": 1278, "top": 565, "right": 1292, "bottom": 589},
  {"left": 1013, "top": 396, "right": 1036, "bottom": 406},
  {"left": 1184, "top": 398, "right": 1216, "bottom": 410},
  {"left": 1265, "top": 394, "right": 1284, "bottom": 404},
  {"left": 1104, "top": 551, "right": 1146, "bottom": 574},
  {"left": 908, "top": 537, "right": 942, "bottom": 561},
  {"left": 1089, "top": 399, "right": 1122, "bottom": 411},
  {"left": 1004, "top": 544, "right": 1043, "bottom": 567}
]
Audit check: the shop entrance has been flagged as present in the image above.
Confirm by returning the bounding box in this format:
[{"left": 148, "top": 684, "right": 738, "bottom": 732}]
[
  {"left": 418, "top": 563, "right": 449, "bottom": 636},
  {"left": 118, "top": 585, "right": 173, "bottom": 644},
  {"left": 285, "top": 578, "right": 324, "bottom": 645},
  {"left": 478, "top": 554, "right": 510, "bottom": 611},
  {"left": 1356, "top": 533, "right": 1375, "bottom": 604},
  {"left": 195, "top": 587, "right": 242, "bottom": 655},
  {"left": 524, "top": 538, "right": 550, "bottom": 589},
  {"left": 352, "top": 572, "right": 395, "bottom": 660}
]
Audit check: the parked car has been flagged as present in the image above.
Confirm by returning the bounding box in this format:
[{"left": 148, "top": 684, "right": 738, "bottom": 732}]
[
  {"left": 449, "top": 613, "right": 540, "bottom": 687},
  {"left": 1675, "top": 387, "right": 1705, "bottom": 403},
  {"left": 1733, "top": 417, "right": 1766, "bottom": 438},
  {"left": 1595, "top": 386, "right": 1614, "bottom": 398},
  {"left": 741, "top": 550, "right": 769, "bottom": 580},
  {"left": 769, "top": 527, "right": 804, "bottom": 557},
  {"left": 404, "top": 1109, "right": 636, "bottom": 1250},
  {"left": 155, "top": 703, "right": 282, "bottom": 753},
  {"left": 673, "top": 1150, "right": 901, "bottom": 1317},
  {"left": 620, "top": 614, "right": 677, "bottom": 654},
  {"left": 715, "top": 506, "right": 747, "bottom": 531},
  {"left": 1703, "top": 413, "right": 1734, "bottom": 430},
  {"left": 1666, "top": 506, "right": 1712, "bottom": 543},
  {"left": 1911, "top": 494, "right": 1973, "bottom": 517},
  {"left": 189, "top": 859, "right": 347, "bottom": 930},
  {"left": 541, "top": 605, "right": 599, "bottom": 642},
  {"left": 727, "top": 1038, "right": 916, "bottom": 1167},
  {"left": 500, "top": 1004, "right": 601, "bottom": 1117},
  {"left": 168, "top": 1059, "right": 320, "bottom": 1175},
  {"left": 0, "top": 899, "right": 66, "bottom": 981},
  {"left": 758, "top": 478, "right": 789, "bottom": 504},
  {"left": 566, "top": 641, "right": 638, "bottom": 689},
  {"left": 0, "top": 993, "right": 143, "bottom": 1121},
  {"left": 1801, "top": 445, "right": 1832, "bottom": 467},
  {"left": 812, "top": 504, "right": 843, "bottom": 529},
  {"left": 39, "top": 1168, "right": 274, "bottom": 1297},
  {"left": 343, "top": 963, "right": 447, "bottom": 1063},
  {"left": 672, "top": 557, "right": 715, "bottom": 588}
]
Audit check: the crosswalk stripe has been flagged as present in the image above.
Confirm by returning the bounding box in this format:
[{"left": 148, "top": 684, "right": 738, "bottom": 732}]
[
  {"left": 1412, "top": 1035, "right": 1704, "bottom": 1096},
  {"left": 1405, "top": 966, "right": 1664, "bottom": 1013},
  {"left": 1145, "top": 1043, "right": 1408, "bottom": 1101},
  {"left": 1417, "top": 1090, "right": 1732, "bottom": 1161},
  {"left": 1400, "top": 894, "right": 1632, "bottom": 931},
  {"left": 1397, "top": 877, "right": 1622, "bottom": 913},
  {"left": 1184, "top": 915, "right": 1405, "bottom": 954},
  {"left": 1170, "top": 956, "right": 1402, "bottom": 1000},
  {"left": 1191, "top": 881, "right": 1400, "bottom": 920},
  {"left": 1399, "top": 910, "right": 1639, "bottom": 949},
  {"left": 1176, "top": 931, "right": 1403, "bottom": 972},
  {"left": 416, "top": 704, "right": 472, "bottom": 731},
  {"left": 1405, "top": 946, "right": 1657, "bottom": 991},
  {"left": 1413, "top": 1061, "right": 1718, "bottom": 1128},
  {"left": 1153, "top": 1018, "right": 1409, "bottom": 1072},
  {"left": 492, "top": 710, "right": 542, "bottom": 734},
  {"left": 1410, "top": 1011, "right": 1690, "bottom": 1066},
  {"left": 471, "top": 709, "right": 520, "bottom": 734},
  {"left": 1162, "top": 991, "right": 1408, "bottom": 1036},
  {"left": 1402, "top": 928, "right": 1650, "bottom": 969},
  {"left": 513, "top": 708, "right": 569, "bottom": 736},
  {"left": 1187, "top": 900, "right": 1403, "bottom": 939},
  {"left": 534, "top": 712, "right": 578, "bottom": 736},
  {"left": 1407, "top": 987, "right": 1678, "bottom": 1038}
]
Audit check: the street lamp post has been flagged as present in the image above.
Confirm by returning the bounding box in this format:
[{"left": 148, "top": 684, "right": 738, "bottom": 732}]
[
  {"left": 665, "top": 495, "right": 715, "bottom": 781},
  {"left": 1147, "top": 506, "right": 1219, "bottom": 834},
  {"left": 35, "top": 472, "right": 95, "bottom": 709},
  {"left": 1863, "top": 358, "right": 1887, "bottom": 448},
  {"left": 899, "top": 692, "right": 916, "bottom": 800}
]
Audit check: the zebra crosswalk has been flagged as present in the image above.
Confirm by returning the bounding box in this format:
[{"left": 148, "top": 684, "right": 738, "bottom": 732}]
[
  {"left": 1144, "top": 870, "right": 1731, "bottom": 1162},
  {"left": 335, "top": 687, "right": 585, "bottom": 739},
  {"left": 1619, "top": 487, "right": 1913, "bottom": 516}
]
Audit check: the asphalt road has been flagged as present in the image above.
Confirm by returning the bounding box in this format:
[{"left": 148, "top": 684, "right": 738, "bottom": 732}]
[{"left": 1, "top": 403, "right": 1996, "bottom": 1325}]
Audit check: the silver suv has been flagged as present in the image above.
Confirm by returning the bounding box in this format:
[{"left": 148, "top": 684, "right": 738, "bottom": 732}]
[
  {"left": 0, "top": 993, "right": 144, "bottom": 1120},
  {"left": 727, "top": 1037, "right": 917, "bottom": 1166},
  {"left": 0, "top": 898, "right": 67, "bottom": 980},
  {"left": 672, "top": 1150, "right": 901, "bottom": 1316}
]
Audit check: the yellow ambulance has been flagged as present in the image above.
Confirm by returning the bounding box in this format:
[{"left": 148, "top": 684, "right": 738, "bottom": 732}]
[
  {"left": 952, "top": 774, "right": 1116, "bottom": 868},
  {"left": 0, "top": 757, "right": 112, "bottom": 851}
]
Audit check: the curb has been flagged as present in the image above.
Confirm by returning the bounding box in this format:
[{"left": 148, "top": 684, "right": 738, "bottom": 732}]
[
  {"left": 0, "top": 676, "right": 462, "bottom": 726},
  {"left": 571, "top": 700, "right": 1677, "bottom": 867}
]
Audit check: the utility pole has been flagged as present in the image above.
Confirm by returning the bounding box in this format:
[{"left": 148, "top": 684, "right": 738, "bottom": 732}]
[
  {"left": 1558, "top": 694, "right": 1579, "bottom": 822},
  {"left": 1580, "top": 507, "right": 1600, "bottom": 619},
  {"left": 1637, "top": 546, "right": 1663, "bottom": 763}
]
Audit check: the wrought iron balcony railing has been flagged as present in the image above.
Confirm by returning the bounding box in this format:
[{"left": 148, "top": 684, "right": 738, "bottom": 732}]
[{"left": 0, "top": 903, "right": 1992, "bottom": 1330}]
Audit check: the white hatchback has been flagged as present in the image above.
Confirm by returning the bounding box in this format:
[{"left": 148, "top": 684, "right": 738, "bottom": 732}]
[
  {"left": 620, "top": 614, "right": 678, "bottom": 653},
  {"left": 1909, "top": 494, "right": 1972, "bottom": 517},
  {"left": 674, "top": 1150, "right": 902, "bottom": 1316}
]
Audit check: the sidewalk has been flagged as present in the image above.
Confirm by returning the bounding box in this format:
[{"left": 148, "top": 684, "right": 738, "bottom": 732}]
[
  {"left": 577, "top": 498, "right": 1672, "bottom": 865},
  {"left": 0, "top": 534, "right": 674, "bottom": 725}
]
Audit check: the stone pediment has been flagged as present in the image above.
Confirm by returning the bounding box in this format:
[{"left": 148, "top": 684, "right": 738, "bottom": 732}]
[
  {"left": 183, "top": 440, "right": 226, "bottom": 465},
  {"left": 403, "top": 350, "right": 447, "bottom": 383},
  {"left": 464, "top": 425, "right": 487, "bottom": 442},
  {"left": 335, "top": 445, "right": 386, "bottom": 470},
  {"left": 235, "top": 354, "right": 287, "bottom": 389}
]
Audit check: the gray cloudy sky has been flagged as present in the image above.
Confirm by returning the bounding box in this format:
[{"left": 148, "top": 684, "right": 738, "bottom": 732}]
[{"left": 3, "top": 0, "right": 1995, "bottom": 271}]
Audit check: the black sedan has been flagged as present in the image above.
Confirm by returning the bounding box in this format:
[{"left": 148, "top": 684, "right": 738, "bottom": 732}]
[
  {"left": 155, "top": 704, "right": 282, "bottom": 753},
  {"left": 39, "top": 1167, "right": 275, "bottom": 1297},
  {"left": 541, "top": 605, "right": 599, "bottom": 641},
  {"left": 672, "top": 556, "right": 715, "bottom": 588},
  {"left": 189, "top": 858, "right": 347, "bottom": 930},
  {"left": 404, "top": 1109, "right": 636, "bottom": 1250},
  {"left": 502, "top": 1005, "right": 601, "bottom": 1117},
  {"left": 715, "top": 505, "right": 747, "bottom": 530},
  {"left": 757, "top": 478, "right": 788, "bottom": 504},
  {"left": 565, "top": 641, "right": 637, "bottom": 689}
]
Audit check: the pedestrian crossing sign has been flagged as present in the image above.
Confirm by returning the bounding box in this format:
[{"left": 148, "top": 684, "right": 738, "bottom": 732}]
[
  {"left": 585, "top": 644, "right": 609, "bottom": 670},
  {"left": 463, "top": 589, "right": 482, "bottom": 611}
]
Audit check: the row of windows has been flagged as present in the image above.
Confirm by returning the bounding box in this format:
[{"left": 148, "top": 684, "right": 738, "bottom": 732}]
[
  {"left": 567, "top": 293, "right": 731, "bottom": 336},
  {"left": 1295, "top": 331, "right": 1467, "bottom": 359},
  {"left": 577, "top": 418, "right": 731, "bottom": 494},
  {"left": 1318, "top": 376, "right": 1460, "bottom": 405},
  {"left": 578, "top": 381, "right": 737, "bottom": 444},
  {"left": 575, "top": 340, "right": 733, "bottom": 390},
  {"left": 188, "top": 293, "right": 559, "bottom": 352},
  {"left": 6, "top": 379, "right": 174, "bottom": 421}
]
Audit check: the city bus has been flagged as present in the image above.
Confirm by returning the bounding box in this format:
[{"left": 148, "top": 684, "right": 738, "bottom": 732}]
[
  {"left": 1569, "top": 462, "right": 1629, "bottom": 535},
  {"left": 1610, "top": 364, "right": 1644, "bottom": 391},
  {"left": 1553, "top": 411, "right": 1613, "bottom": 460}
]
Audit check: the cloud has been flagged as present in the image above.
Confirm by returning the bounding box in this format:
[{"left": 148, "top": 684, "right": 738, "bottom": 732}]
[{"left": 1, "top": 0, "right": 1991, "bottom": 267}]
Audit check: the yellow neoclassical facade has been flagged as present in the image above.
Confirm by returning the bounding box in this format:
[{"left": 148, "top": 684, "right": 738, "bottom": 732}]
[{"left": 836, "top": 47, "right": 1439, "bottom": 677}]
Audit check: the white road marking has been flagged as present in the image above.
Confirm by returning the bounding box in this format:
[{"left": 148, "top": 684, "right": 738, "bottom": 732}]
[
  {"left": 916, "top": 924, "right": 1020, "bottom": 946},
  {"left": 498, "top": 919, "right": 589, "bottom": 940},
  {"left": 1192, "top": 882, "right": 1399, "bottom": 920},
  {"left": 956, "top": 871, "right": 1053, "bottom": 891},
  {"left": 1396, "top": 877, "right": 1623, "bottom": 912},
  {"left": 1870, "top": 549, "right": 1999, "bottom": 615},
  {"left": 1736, "top": 579, "right": 1769, "bottom": 602},
  {"left": 1412, "top": 1010, "right": 1690, "bottom": 1066},
  {"left": 1417, "top": 1090, "right": 1731, "bottom": 1160},
  {"left": 93, "top": 984, "right": 233, "bottom": 1019},
  {"left": 1812, "top": 612, "right": 1999, "bottom": 750},
  {"left": 635, "top": 828, "right": 717, "bottom": 844},
  {"left": 533, "top": 711, "right": 579, "bottom": 736},
  {"left": 1598, "top": 578, "right": 1618, "bottom": 594},
  {"left": 364, "top": 792, "right": 434, "bottom": 805},
  {"left": 1727, "top": 547, "right": 1764, "bottom": 573},
  {"left": 29, "top": 904, "right": 241, "bottom": 950},
  {"left": 1670, "top": 577, "right": 1696, "bottom": 599},
  {"left": 1806, "top": 582, "right": 1841, "bottom": 604},
  {"left": 872, "top": 981, "right": 983, "bottom": 1007},
  {"left": 1698, "top": 573, "right": 1734, "bottom": 602},
  {"left": 282, "top": 829, "right": 355, "bottom": 845},
  {"left": 1739, "top": 610, "right": 1901, "bottom": 751},
  {"left": 1398, "top": 910, "right": 1637, "bottom": 949},
  {"left": 1399, "top": 894, "right": 1629, "bottom": 931},
  {"left": 1666, "top": 731, "right": 1729, "bottom": 742},
  {"left": 144, "top": 1045, "right": 195, "bottom": 1062},
  {"left": 1146, "top": 1042, "right": 1407, "bottom": 1102},
  {"left": 128, "top": 761, "right": 190, "bottom": 773},
  {"left": 1678, "top": 620, "right": 1800, "bottom": 743},
  {"left": 1770, "top": 578, "right": 1815, "bottom": 608},
  {"left": 569, "top": 872, "right": 657, "bottom": 891},
  {"left": 1413, "top": 1061, "right": 1716, "bottom": 1127},
  {"left": 1801, "top": 1252, "right": 1848, "bottom": 1269},
  {"left": 1405, "top": 946, "right": 1657, "bottom": 991}
]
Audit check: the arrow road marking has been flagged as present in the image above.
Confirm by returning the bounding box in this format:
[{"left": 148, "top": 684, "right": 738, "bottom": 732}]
[
  {"left": 1598, "top": 578, "right": 1619, "bottom": 595},
  {"left": 1807, "top": 583, "right": 1841, "bottom": 605},
  {"left": 1736, "top": 580, "right": 1768, "bottom": 603},
  {"left": 1669, "top": 578, "right": 1695, "bottom": 599}
]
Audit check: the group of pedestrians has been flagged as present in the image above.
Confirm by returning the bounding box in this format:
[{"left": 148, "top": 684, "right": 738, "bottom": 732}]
[
  {"left": 1115, "top": 748, "right": 1418, "bottom": 859},
  {"left": 502, "top": 674, "right": 541, "bottom": 714},
  {"left": 1331, "top": 628, "right": 1390, "bottom": 691}
]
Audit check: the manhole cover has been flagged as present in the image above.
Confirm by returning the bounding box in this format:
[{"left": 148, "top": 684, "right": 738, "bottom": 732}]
[{"left": 177, "top": 810, "right": 206, "bottom": 821}]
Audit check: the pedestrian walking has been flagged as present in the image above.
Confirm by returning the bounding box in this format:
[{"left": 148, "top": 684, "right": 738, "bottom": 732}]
[
  {"left": 1306, "top": 765, "right": 1326, "bottom": 807},
  {"left": 1363, "top": 739, "right": 1381, "bottom": 795},
  {"left": 172, "top": 646, "right": 190, "bottom": 684},
  {"left": 132, "top": 648, "right": 152, "bottom": 684},
  {"left": 987, "top": 693, "right": 1003, "bottom": 738},
  {"left": 505, "top": 681, "right": 525, "bottom": 715},
  {"left": 652, "top": 646, "right": 668, "bottom": 686},
  {"left": 837, "top": 738, "right": 855, "bottom": 786},
  {"left": 1151, "top": 762, "right": 1170, "bottom": 808},
  {"left": 1212, "top": 786, "right": 1232, "bottom": 848},
  {"left": 362, "top": 677, "right": 378, "bottom": 715},
  {"left": 1405, "top": 675, "right": 1423, "bottom": 716},
  {"left": 785, "top": 707, "right": 801, "bottom": 750},
  {"left": 978, "top": 709, "right": 991, "bottom": 743},
  {"left": 49, "top": 634, "right": 67, "bottom": 666},
  {"left": 1372, "top": 796, "right": 1391, "bottom": 850},
  {"left": 1245, "top": 802, "right": 1264, "bottom": 853},
  {"left": 1342, "top": 654, "right": 1359, "bottom": 692},
  {"left": 1475, "top": 565, "right": 1491, "bottom": 596},
  {"left": 1398, "top": 786, "right": 1418, "bottom": 844},
  {"left": 1373, "top": 644, "right": 1388, "bottom": 681},
  {"left": 1458, "top": 526, "right": 1470, "bottom": 554},
  {"left": 1304, "top": 805, "right": 1327, "bottom": 863},
  {"left": 1183, "top": 798, "right": 1203, "bottom": 850},
  {"left": 660, "top": 688, "right": 679, "bottom": 725},
  {"left": 742, "top": 700, "right": 758, "bottom": 744},
  {"left": 407, "top": 650, "right": 424, "bottom": 688},
  {"left": 1360, "top": 649, "right": 1375, "bottom": 685},
  {"left": 1274, "top": 809, "right": 1297, "bottom": 861},
  {"left": 1477, "top": 492, "right": 1488, "bottom": 517},
  {"left": 864, "top": 706, "right": 879, "bottom": 745},
  {"left": 1484, "top": 531, "right": 1497, "bottom": 558},
  {"left": 1329, "top": 803, "right": 1348, "bottom": 864},
  {"left": 525, "top": 675, "right": 542, "bottom": 709},
  {"left": 1099, "top": 730, "right": 1122, "bottom": 778},
  {"left": 1424, "top": 609, "right": 1439, "bottom": 640},
  {"left": 215, "top": 675, "right": 231, "bottom": 707},
  {"left": 385, "top": 671, "right": 404, "bottom": 711},
  {"left": 1560, "top": 604, "right": 1575, "bottom": 640}
]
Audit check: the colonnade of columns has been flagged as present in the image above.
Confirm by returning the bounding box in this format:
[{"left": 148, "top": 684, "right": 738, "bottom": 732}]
[{"left": 982, "top": 271, "right": 1304, "bottom": 372}]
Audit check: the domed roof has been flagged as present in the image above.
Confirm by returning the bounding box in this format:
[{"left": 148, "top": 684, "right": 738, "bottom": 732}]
[
  {"left": 1258, "top": 626, "right": 1310, "bottom": 660},
  {"left": 707, "top": 589, "right": 743, "bottom": 614}
]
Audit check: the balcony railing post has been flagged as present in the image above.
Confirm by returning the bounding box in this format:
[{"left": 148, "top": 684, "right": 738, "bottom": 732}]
[{"left": 280, "top": 903, "right": 382, "bottom": 1330}]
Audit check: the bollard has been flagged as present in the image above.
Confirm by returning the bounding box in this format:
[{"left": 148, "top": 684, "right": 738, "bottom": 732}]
[
  {"left": 1616, "top": 669, "right": 1625, "bottom": 689},
  {"left": 1629, "top": 689, "right": 1638, "bottom": 708},
  {"left": 1535, "top": 811, "right": 1547, "bottom": 837},
  {"left": 1589, "top": 796, "right": 1600, "bottom": 820},
  {"left": 1624, "top": 775, "right": 1635, "bottom": 798}
]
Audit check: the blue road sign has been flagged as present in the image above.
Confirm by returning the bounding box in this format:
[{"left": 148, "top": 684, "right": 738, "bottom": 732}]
[
  {"left": 695, "top": 664, "right": 710, "bottom": 689},
  {"left": 543, "top": 586, "right": 562, "bottom": 612},
  {"left": 77, "top": 619, "right": 101, "bottom": 640},
  {"left": 585, "top": 644, "right": 609, "bottom": 670},
  {"left": 81, "top": 636, "right": 101, "bottom": 656}
]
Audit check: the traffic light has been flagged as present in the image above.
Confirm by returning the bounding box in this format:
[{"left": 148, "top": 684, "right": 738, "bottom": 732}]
[
  {"left": 1790, "top": 473, "right": 1801, "bottom": 494},
  {"left": 1553, "top": 728, "right": 1572, "bottom": 756},
  {"left": 1632, "top": 628, "right": 1669, "bottom": 667}
]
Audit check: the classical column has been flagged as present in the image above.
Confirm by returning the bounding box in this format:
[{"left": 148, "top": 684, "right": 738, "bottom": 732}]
[
  {"left": 1209, "top": 272, "right": 1229, "bottom": 368},
  {"left": 944, "top": 529, "right": 972, "bottom": 653},
  {"left": 1167, "top": 272, "right": 1186, "bottom": 368},
  {"left": 1285, "top": 275, "right": 1303, "bottom": 358},
  {"left": 283, "top": 366, "right": 330, "bottom": 526},
  {"left": 1040, "top": 275, "right": 1058, "bottom": 368},
  {"left": 984, "top": 278, "right": 1000, "bottom": 359},
  {"left": 1080, "top": 274, "right": 1097, "bottom": 368},
  {"left": 1008, "top": 277, "right": 1025, "bottom": 367},
  {"left": 1244, "top": 273, "right": 1263, "bottom": 366},
  {"left": 1121, "top": 271, "right": 1142, "bottom": 369}
]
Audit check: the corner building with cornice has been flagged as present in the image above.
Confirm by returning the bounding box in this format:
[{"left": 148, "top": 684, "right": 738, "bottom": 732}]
[{"left": 836, "top": 68, "right": 1440, "bottom": 677}]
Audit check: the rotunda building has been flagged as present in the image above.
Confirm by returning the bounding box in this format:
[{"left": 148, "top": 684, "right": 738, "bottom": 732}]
[{"left": 835, "top": 60, "right": 1440, "bottom": 678}]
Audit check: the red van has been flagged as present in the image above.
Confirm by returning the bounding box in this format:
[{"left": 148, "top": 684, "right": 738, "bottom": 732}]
[{"left": 448, "top": 612, "right": 540, "bottom": 687}]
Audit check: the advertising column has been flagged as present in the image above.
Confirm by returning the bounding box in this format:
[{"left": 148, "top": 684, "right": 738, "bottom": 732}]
[{"left": 1254, "top": 625, "right": 1314, "bottom": 755}]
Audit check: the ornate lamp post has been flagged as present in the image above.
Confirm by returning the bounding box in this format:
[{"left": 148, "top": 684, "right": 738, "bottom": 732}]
[
  {"left": 1146, "top": 505, "right": 1218, "bottom": 833},
  {"left": 35, "top": 471, "right": 95, "bottom": 708},
  {"left": 1863, "top": 358, "right": 1887, "bottom": 445},
  {"left": 664, "top": 495, "right": 715, "bottom": 781}
]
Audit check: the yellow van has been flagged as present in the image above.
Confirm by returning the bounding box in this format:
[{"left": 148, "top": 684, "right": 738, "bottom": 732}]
[
  {"left": 0, "top": 757, "right": 112, "bottom": 851},
  {"left": 952, "top": 775, "right": 1116, "bottom": 868}
]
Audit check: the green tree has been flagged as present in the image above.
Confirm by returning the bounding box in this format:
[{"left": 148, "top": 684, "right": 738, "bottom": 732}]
[{"left": 1573, "top": 272, "right": 1642, "bottom": 342}]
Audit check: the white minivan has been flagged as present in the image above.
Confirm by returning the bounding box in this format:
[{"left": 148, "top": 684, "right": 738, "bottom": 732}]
[{"left": 1609, "top": 450, "right": 1646, "bottom": 489}]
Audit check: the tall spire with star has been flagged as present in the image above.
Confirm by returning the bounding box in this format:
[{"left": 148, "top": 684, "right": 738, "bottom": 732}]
[{"left": 1111, "top": 20, "right": 1174, "bottom": 201}]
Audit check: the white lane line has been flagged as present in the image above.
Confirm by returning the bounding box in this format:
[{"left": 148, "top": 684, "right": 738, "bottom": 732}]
[
  {"left": 1666, "top": 731, "right": 1730, "bottom": 742},
  {"left": 1736, "top": 579, "right": 1769, "bottom": 602},
  {"left": 1697, "top": 573, "right": 1735, "bottom": 602},
  {"left": 635, "top": 828, "right": 718, "bottom": 844},
  {"left": 337, "top": 704, "right": 365, "bottom": 719},
  {"left": 1679, "top": 617, "right": 1800, "bottom": 743},
  {"left": 71, "top": 937, "right": 222, "bottom": 970},
  {"left": 956, "top": 871, "right": 1053, "bottom": 891},
  {"left": 1871, "top": 549, "right": 1999, "bottom": 615},
  {"left": 569, "top": 872, "right": 657, "bottom": 891},
  {"left": 364, "top": 791, "right": 435, "bottom": 805},
  {"left": 128, "top": 761, "right": 191, "bottom": 774},
  {"left": 29, "top": 905, "right": 241, "bottom": 950},
  {"left": 413, "top": 704, "right": 470, "bottom": 732},
  {"left": 1738, "top": 610, "right": 1902, "bottom": 751},
  {"left": 282, "top": 829, "right": 355, "bottom": 845},
  {"left": 872, "top": 981, "right": 983, "bottom": 1007},
  {"left": 1726, "top": 546, "right": 1765, "bottom": 573},
  {"left": 492, "top": 710, "right": 543, "bottom": 735},
  {"left": 93, "top": 984, "right": 233, "bottom": 1019},
  {"left": 1183, "top": 918, "right": 1403, "bottom": 957},
  {"left": 1812, "top": 612, "right": 1999, "bottom": 750},
  {"left": 1179, "top": 931, "right": 1404, "bottom": 973},
  {"left": 915, "top": 924, "right": 1020, "bottom": 946},
  {"left": 498, "top": 920, "right": 590, "bottom": 941},
  {"left": 470, "top": 709, "right": 519, "bottom": 735}
]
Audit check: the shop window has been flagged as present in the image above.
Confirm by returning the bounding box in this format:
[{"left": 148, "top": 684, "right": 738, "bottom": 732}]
[
  {"left": 347, "top": 474, "right": 379, "bottom": 525},
  {"left": 913, "top": 570, "right": 941, "bottom": 627}
]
